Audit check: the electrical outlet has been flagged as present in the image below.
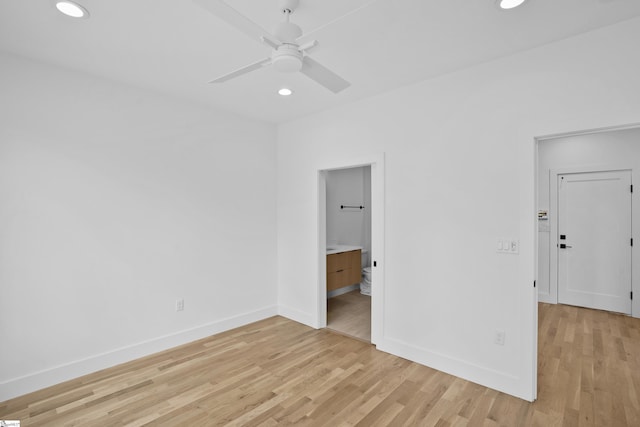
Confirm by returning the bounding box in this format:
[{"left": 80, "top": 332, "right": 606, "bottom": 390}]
[
  {"left": 494, "top": 330, "right": 506, "bottom": 346},
  {"left": 176, "top": 298, "right": 184, "bottom": 312}
]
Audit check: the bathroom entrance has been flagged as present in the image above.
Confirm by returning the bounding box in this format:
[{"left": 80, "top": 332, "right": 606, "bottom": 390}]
[
  {"left": 317, "top": 155, "right": 384, "bottom": 345},
  {"left": 325, "top": 166, "right": 372, "bottom": 341}
]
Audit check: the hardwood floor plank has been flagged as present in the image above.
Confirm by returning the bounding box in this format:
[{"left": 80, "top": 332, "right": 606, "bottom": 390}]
[
  {"left": 3, "top": 303, "right": 640, "bottom": 425},
  {"left": 327, "top": 290, "right": 371, "bottom": 342}
]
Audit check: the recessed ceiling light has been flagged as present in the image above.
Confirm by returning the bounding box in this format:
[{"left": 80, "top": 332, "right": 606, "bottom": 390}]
[
  {"left": 278, "top": 88, "right": 293, "bottom": 96},
  {"left": 496, "top": 0, "right": 528, "bottom": 10},
  {"left": 55, "top": 1, "right": 89, "bottom": 18}
]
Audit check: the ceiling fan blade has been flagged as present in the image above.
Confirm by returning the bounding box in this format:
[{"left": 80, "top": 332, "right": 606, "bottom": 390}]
[
  {"left": 260, "top": 36, "right": 280, "bottom": 50},
  {"left": 209, "top": 58, "right": 272, "bottom": 83},
  {"left": 193, "top": 0, "right": 280, "bottom": 47},
  {"left": 298, "top": 0, "right": 379, "bottom": 41},
  {"left": 300, "top": 56, "right": 350, "bottom": 93},
  {"left": 298, "top": 40, "right": 318, "bottom": 53}
]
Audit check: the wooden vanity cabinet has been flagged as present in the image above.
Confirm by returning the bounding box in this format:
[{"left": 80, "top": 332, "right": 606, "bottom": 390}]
[{"left": 327, "top": 249, "right": 361, "bottom": 291}]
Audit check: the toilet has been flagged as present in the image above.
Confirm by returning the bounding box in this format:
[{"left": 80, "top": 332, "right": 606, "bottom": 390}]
[{"left": 360, "top": 250, "right": 372, "bottom": 296}]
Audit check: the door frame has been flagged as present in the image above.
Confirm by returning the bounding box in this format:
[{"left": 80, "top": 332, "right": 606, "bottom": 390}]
[
  {"left": 317, "top": 153, "right": 385, "bottom": 345},
  {"left": 548, "top": 165, "right": 633, "bottom": 309}
]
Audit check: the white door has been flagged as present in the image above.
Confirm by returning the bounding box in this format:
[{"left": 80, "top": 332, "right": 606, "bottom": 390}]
[{"left": 557, "top": 170, "right": 632, "bottom": 314}]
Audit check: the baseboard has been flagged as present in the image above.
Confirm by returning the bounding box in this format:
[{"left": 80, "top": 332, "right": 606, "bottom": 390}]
[
  {"left": 0, "top": 305, "right": 278, "bottom": 402},
  {"left": 376, "top": 337, "right": 533, "bottom": 402},
  {"left": 538, "top": 292, "right": 553, "bottom": 304},
  {"left": 277, "top": 304, "right": 315, "bottom": 328},
  {"left": 327, "top": 284, "right": 360, "bottom": 298}
]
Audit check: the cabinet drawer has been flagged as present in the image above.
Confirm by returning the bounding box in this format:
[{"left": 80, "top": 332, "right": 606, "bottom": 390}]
[
  {"left": 327, "top": 252, "right": 347, "bottom": 273},
  {"left": 327, "top": 270, "right": 350, "bottom": 291},
  {"left": 327, "top": 250, "right": 360, "bottom": 272}
]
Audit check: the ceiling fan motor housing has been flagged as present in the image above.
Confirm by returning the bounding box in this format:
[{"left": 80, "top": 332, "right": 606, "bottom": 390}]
[
  {"left": 274, "top": 21, "right": 302, "bottom": 43},
  {"left": 272, "top": 44, "right": 303, "bottom": 72}
]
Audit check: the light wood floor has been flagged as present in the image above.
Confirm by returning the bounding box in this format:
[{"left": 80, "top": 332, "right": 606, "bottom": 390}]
[
  {"left": 327, "top": 290, "right": 371, "bottom": 342},
  {"left": 2, "top": 303, "right": 640, "bottom": 426}
]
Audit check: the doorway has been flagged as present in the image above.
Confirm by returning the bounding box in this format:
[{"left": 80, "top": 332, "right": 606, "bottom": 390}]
[
  {"left": 536, "top": 125, "right": 638, "bottom": 317},
  {"left": 557, "top": 170, "right": 632, "bottom": 314},
  {"left": 317, "top": 154, "right": 384, "bottom": 345},
  {"left": 324, "top": 166, "right": 372, "bottom": 341}
]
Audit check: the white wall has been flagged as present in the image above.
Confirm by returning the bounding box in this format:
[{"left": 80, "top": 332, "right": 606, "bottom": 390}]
[
  {"left": 277, "top": 17, "right": 640, "bottom": 401},
  {"left": 326, "top": 166, "right": 371, "bottom": 256},
  {"left": 537, "top": 127, "right": 640, "bottom": 316},
  {"left": 0, "top": 53, "right": 278, "bottom": 401}
]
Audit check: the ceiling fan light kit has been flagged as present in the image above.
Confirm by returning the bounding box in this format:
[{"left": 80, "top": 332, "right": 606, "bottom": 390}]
[
  {"left": 272, "top": 44, "right": 303, "bottom": 73},
  {"left": 193, "top": 0, "right": 351, "bottom": 94}
]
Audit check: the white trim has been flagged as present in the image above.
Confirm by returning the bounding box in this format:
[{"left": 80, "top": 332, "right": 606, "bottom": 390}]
[
  {"left": 0, "top": 305, "right": 278, "bottom": 402},
  {"left": 548, "top": 168, "right": 559, "bottom": 304},
  {"left": 537, "top": 122, "right": 640, "bottom": 142},
  {"left": 278, "top": 304, "right": 315, "bottom": 328},
  {"left": 370, "top": 157, "right": 385, "bottom": 345},
  {"left": 317, "top": 170, "right": 328, "bottom": 329},
  {"left": 375, "top": 337, "right": 534, "bottom": 401},
  {"left": 551, "top": 164, "right": 635, "bottom": 175},
  {"left": 531, "top": 136, "right": 539, "bottom": 401}
]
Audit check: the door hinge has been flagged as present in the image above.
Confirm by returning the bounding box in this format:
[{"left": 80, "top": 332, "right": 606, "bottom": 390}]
[
  {"left": 631, "top": 184, "right": 634, "bottom": 193},
  {"left": 533, "top": 280, "right": 536, "bottom": 288},
  {"left": 631, "top": 291, "right": 633, "bottom": 300}
]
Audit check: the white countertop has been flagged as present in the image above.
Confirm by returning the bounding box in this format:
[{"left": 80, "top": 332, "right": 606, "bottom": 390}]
[{"left": 326, "top": 245, "right": 362, "bottom": 255}]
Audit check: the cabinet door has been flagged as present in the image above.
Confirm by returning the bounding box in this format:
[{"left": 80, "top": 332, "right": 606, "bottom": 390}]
[
  {"left": 347, "top": 250, "right": 362, "bottom": 284},
  {"left": 348, "top": 250, "right": 361, "bottom": 269}
]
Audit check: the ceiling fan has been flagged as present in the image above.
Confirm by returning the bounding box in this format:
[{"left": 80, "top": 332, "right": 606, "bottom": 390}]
[{"left": 193, "top": 0, "right": 350, "bottom": 93}]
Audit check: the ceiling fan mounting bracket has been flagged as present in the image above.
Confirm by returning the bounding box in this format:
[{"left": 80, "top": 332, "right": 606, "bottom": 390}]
[{"left": 279, "top": 0, "right": 299, "bottom": 14}]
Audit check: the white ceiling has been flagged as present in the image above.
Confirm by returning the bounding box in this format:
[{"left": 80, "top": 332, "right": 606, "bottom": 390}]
[{"left": 1, "top": 0, "right": 640, "bottom": 123}]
